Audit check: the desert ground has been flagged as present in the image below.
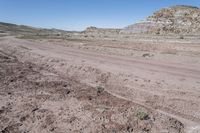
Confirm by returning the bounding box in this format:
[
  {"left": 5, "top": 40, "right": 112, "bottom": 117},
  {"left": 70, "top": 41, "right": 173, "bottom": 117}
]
[{"left": 0, "top": 35, "right": 200, "bottom": 133}]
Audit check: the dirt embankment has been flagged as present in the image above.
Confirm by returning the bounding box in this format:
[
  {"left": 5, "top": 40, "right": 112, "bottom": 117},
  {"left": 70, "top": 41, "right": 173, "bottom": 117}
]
[{"left": 0, "top": 43, "right": 184, "bottom": 133}]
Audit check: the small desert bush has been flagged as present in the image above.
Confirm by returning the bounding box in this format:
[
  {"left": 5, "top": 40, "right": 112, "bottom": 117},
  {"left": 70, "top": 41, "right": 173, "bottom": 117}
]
[
  {"left": 179, "top": 36, "right": 184, "bottom": 39},
  {"left": 96, "top": 86, "right": 104, "bottom": 95},
  {"left": 136, "top": 108, "right": 149, "bottom": 120}
]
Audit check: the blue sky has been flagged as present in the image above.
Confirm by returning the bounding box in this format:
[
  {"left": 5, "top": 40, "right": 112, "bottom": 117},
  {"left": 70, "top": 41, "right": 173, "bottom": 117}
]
[{"left": 0, "top": 0, "right": 200, "bottom": 31}]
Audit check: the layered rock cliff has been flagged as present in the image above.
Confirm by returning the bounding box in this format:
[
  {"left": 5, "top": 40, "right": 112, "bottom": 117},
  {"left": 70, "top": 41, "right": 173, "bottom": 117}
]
[{"left": 121, "top": 5, "right": 200, "bottom": 35}]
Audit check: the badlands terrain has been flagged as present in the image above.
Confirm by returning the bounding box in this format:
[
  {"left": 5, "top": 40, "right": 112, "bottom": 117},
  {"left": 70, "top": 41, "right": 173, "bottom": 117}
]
[{"left": 1, "top": 5, "right": 200, "bottom": 133}]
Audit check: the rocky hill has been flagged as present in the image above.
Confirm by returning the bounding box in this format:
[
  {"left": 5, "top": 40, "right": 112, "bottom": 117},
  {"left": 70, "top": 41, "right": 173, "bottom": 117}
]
[{"left": 121, "top": 5, "right": 200, "bottom": 35}]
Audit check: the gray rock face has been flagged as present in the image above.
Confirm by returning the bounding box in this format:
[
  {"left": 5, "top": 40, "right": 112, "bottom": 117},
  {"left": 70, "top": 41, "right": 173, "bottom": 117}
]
[{"left": 121, "top": 5, "right": 200, "bottom": 34}]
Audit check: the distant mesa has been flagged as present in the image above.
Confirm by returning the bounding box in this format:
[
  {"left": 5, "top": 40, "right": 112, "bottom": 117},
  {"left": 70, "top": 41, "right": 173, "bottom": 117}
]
[{"left": 84, "top": 26, "right": 121, "bottom": 35}]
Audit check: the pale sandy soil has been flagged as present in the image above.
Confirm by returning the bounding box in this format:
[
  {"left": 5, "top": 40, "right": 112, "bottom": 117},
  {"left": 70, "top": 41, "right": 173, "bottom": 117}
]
[{"left": 0, "top": 36, "right": 200, "bottom": 133}]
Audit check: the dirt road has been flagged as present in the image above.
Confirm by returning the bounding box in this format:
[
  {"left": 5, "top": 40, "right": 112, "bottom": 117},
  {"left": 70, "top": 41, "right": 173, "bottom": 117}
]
[{"left": 0, "top": 37, "right": 200, "bottom": 132}]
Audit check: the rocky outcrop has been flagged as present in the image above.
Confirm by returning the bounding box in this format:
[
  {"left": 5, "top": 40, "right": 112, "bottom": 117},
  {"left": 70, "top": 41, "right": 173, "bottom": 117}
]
[
  {"left": 121, "top": 5, "right": 200, "bottom": 35},
  {"left": 84, "top": 26, "right": 121, "bottom": 35}
]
